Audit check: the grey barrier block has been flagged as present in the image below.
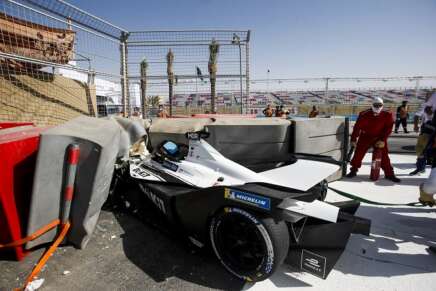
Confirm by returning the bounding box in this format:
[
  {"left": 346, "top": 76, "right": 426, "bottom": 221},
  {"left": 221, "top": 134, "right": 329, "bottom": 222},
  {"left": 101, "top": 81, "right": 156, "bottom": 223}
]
[
  {"left": 149, "top": 118, "right": 293, "bottom": 166},
  {"left": 206, "top": 118, "right": 292, "bottom": 165},
  {"left": 292, "top": 117, "right": 346, "bottom": 161},
  {"left": 149, "top": 117, "right": 346, "bottom": 170},
  {"left": 26, "top": 116, "right": 145, "bottom": 249}
]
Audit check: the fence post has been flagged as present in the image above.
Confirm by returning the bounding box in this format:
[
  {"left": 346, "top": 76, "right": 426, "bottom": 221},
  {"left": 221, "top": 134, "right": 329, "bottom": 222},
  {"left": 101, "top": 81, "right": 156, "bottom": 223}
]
[
  {"left": 342, "top": 117, "right": 350, "bottom": 177},
  {"left": 120, "top": 32, "right": 130, "bottom": 118},
  {"left": 245, "top": 31, "right": 251, "bottom": 114},
  {"left": 415, "top": 76, "right": 421, "bottom": 100}
]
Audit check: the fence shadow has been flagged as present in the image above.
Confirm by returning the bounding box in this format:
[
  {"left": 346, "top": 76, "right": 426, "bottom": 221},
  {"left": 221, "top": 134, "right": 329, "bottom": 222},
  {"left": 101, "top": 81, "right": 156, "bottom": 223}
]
[
  {"left": 334, "top": 205, "right": 436, "bottom": 278},
  {"left": 105, "top": 191, "right": 245, "bottom": 291}
]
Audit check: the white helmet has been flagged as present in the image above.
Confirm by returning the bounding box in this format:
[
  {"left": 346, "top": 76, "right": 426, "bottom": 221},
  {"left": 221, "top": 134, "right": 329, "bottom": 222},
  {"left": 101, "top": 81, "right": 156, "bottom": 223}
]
[
  {"left": 372, "top": 97, "right": 384, "bottom": 114},
  {"left": 373, "top": 97, "right": 384, "bottom": 105}
]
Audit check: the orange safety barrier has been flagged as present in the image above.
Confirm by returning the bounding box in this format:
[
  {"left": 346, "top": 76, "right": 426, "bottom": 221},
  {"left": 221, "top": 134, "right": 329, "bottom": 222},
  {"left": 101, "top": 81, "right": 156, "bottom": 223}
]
[
  {"left": 0, "top": 219, "right": 70, "bottom": 290},
  {"left": 0, "top": 219, "right": 60, "bottom": 249},
  {"left": 21, "top": 222, "right": 71, "bottom": 290}
]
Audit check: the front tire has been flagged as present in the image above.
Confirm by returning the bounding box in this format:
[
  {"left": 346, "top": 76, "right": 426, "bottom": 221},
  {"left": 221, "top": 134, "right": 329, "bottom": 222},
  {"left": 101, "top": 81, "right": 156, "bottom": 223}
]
[{"left": 209, "top": 207, "right": 289, "bottom": 282}]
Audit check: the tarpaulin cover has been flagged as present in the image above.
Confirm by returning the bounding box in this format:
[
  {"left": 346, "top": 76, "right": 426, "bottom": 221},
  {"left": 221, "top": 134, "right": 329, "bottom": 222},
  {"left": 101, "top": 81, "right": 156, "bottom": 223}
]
[{"left": 26, "top": 116, "right": 145, "bottom": 249}]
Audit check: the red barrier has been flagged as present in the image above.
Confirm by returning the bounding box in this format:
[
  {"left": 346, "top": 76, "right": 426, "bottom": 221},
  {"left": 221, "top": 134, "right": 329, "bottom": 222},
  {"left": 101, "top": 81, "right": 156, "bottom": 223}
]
[
  {"left": 192, "top": 114, "right": 256, "bottom": 118},
  {"left": 0, "top": 125, "right": 45, "bottom": 260},
  {"left": 0, "top": 122, "right": 34, "bottom": 129}
]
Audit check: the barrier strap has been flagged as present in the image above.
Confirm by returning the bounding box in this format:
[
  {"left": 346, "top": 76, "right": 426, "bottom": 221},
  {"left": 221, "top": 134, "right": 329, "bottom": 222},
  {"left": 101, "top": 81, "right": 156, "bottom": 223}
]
[
  {"left": 20, "top": 222, "right": 71, "bottom": 290},
  {"left": 328, "top": 186, "right": 424, "bottom": 207},
  {"left": 0, "top": 219, "right": 60, "bottom": 248},
  {"left": 0, "top": 219, "right": 70, "bottom": 291}
]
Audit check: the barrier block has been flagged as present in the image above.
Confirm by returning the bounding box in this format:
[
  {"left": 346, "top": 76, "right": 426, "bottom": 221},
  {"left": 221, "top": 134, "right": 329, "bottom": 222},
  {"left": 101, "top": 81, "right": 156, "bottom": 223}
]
[
  {"left": 0, "top": 125, "right": 46, "bottom": 260},
  {"left": 26, "top": 116, "right": 145, "bottom": 249}
]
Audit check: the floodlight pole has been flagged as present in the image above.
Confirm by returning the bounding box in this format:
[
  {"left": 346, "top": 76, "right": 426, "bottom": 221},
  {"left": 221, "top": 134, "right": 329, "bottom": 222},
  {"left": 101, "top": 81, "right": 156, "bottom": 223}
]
[
  {"left": 415, "top": 76, "right": 421, "bottom": 99},
  {"left": 245, "top": 32, "right": 250, "bottom": 114},
  {"left": 232, "top": 34, "right": 244, "bottom": 114},
  {"left": 267, "top": 70, "right": 270, "bottom": 94},
  {"left": 238, "top": 43, "right": 243, "bottom": 114}
]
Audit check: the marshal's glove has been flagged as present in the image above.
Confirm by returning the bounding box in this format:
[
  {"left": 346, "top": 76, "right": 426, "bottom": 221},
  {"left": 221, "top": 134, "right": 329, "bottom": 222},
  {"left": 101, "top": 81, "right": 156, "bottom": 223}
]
[{"left": 375, "top": 140, "right": 385, "bottom": 148}]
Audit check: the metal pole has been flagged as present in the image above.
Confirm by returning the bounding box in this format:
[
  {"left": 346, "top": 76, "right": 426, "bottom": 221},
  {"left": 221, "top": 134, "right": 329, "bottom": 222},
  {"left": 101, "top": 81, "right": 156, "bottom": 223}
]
[
  {"left": 267, "top": 70, "right": 270, "bottom": 94},
  {"left": 120, "top": 32, "right": 130, "bottom": 117},
  {"left": 325, "top": 77, "right": 329, "bottom": 114},
  {"left": 415, "top": 76, "right": 421, "bottom": 100},
  {"left": 239, "top": 44, "right": 243, "bottom": 114},
  {"left": 245, "top": 41, "right": 250, "bottom": 115}
]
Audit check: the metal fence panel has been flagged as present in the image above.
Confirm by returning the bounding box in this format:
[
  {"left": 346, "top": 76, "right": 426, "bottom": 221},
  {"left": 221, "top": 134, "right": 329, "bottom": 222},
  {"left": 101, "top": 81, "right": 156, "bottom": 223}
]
[{"left": 0, "top": 0, "right": 123, "bottom": 125}]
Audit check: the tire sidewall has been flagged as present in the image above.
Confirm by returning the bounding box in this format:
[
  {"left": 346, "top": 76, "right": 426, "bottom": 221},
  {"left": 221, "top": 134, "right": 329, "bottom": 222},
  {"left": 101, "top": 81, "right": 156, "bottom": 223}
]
[{"left": 209, "top": 207, "right": 275, "bottom": 281}]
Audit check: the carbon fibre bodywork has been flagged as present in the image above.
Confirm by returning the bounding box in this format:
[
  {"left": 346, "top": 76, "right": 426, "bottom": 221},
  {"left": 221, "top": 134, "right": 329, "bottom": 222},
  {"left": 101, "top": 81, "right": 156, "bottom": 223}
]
[{"left": 117, "top": 167, "right": 370, "bottom": 279}]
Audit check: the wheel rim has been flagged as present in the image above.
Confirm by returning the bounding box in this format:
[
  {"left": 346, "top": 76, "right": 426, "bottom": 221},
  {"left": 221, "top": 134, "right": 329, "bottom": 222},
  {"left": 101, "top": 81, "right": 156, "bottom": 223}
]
[{"left": 214, "top": 212, "right": 267, "bottom": 272}]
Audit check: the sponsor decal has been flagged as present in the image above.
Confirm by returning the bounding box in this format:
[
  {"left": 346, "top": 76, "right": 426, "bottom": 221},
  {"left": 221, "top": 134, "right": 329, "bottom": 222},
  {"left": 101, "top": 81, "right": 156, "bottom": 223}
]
[
  {"left": 162, "top": 160, "right": 179, "bottom": 172},
  {"left": 138, "top": 184, "right": 166, "bottom": 214},
  {"left": 224, "top": 189, "right": 271, "bottom": 210},
  {"left": 186, "top": 132, "right": 200, "bottom": 140},
  {"left": 131, "top": 166, "right": 150, "bottom": 178},
  {"left": 300, "top": 249, "right": 327, "bottom": 278}
]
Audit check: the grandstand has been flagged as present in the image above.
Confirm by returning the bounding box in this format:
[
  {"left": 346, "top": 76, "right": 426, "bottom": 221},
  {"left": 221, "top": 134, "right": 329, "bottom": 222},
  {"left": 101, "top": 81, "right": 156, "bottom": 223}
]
[{"left": 163, "top": 88, "right": 433, "bottom": 108}]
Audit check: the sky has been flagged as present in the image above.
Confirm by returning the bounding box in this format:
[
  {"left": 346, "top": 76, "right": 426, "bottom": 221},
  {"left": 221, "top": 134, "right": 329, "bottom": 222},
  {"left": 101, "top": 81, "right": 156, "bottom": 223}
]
[{"left": 70, "top": 0, "right": 436, "bottom": 81}]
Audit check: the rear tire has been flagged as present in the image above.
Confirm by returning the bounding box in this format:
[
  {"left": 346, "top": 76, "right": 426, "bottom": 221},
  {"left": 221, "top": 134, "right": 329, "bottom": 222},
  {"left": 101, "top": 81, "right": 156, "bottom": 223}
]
[{"left": 209, "top": 207, "right": 289, "bottom": 282}]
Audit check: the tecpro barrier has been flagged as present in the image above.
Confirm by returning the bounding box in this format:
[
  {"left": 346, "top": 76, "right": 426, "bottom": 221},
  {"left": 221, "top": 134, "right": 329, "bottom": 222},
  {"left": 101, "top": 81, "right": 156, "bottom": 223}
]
[{"left": 26, "top": 116, "right": 146, "bottom": 249}]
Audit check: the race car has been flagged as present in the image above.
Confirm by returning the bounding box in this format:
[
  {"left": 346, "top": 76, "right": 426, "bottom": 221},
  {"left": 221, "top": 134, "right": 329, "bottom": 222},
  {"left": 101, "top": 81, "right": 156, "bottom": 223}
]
[{"left": 111, "top": 130, "right": 370, "bottom": 282}]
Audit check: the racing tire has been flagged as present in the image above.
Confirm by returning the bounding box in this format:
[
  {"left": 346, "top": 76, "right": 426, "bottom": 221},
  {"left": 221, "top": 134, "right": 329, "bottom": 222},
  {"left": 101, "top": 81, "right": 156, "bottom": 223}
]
[{"left": 209, "top": 207, "right": 289, "bottom": 282}]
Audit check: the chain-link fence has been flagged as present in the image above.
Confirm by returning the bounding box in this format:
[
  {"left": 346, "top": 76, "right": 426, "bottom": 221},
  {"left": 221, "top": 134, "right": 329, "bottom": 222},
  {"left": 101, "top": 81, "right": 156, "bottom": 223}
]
[
  {"left": 124, "top": 30, "right": 250, "bottom": 117},
  {"left": 245, "top": 77, "right": 436, "bottom": 118},
  {"left": 1, "top": 0, "right": 435, "bottom": 123},
  {"left": 0, "top": 0, "right": 126, "bottom": 125}
]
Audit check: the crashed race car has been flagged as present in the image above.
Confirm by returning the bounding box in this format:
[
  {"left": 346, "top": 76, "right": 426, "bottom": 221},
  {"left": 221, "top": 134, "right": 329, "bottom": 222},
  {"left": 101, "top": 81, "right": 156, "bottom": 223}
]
[{"left": 111, "top": 130, "right": 371, "bottom": 282}]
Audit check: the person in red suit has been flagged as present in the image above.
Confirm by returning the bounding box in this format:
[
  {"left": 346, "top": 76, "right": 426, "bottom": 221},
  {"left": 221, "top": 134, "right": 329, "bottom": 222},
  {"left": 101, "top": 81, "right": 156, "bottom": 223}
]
[{"left": 346, "top": 97, "right": 401, "bottom": 182}]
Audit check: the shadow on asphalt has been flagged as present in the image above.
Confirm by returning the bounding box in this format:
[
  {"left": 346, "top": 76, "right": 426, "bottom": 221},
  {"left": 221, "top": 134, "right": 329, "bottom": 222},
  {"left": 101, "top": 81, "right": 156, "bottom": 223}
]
[
  {"left": 334, "top": 205, "right": 436, "bottom": 277},
  {"left": 361, "top": 161, "right": 416, "bottom": 170},
  {"left": 105, "top": 192, "right": 245, "bottom": 291},
  {"left": 341, "top": 174, "right": 427, "bottom": 186},
  {"left": 242, "top": 265, "right": 312, "bottom": 290}
]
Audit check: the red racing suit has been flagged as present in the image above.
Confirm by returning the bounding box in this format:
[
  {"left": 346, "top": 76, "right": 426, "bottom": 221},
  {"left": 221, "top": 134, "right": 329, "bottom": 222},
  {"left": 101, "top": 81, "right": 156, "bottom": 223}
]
[{"left": 350, "top": 109, "right": 395, "bottom": 176}]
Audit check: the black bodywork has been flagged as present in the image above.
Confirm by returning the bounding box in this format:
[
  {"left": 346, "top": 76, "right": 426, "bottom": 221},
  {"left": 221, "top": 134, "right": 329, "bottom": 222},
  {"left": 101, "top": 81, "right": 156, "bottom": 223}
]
[{"left": 112, "top": 162, "right": 370, "bottom": 280}]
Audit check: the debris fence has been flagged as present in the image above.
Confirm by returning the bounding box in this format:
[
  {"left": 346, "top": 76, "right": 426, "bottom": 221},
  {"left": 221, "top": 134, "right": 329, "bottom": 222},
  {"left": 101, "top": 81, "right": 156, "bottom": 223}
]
[{"left": 0, "top": 0, "right": 435, "bottom": 125}]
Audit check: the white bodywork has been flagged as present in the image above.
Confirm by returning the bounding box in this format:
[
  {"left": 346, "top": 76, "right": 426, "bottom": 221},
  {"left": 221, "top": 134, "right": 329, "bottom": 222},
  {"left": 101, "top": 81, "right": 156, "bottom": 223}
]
[{"left": 130, "top": 138, "right": 341, "bottom": 223}]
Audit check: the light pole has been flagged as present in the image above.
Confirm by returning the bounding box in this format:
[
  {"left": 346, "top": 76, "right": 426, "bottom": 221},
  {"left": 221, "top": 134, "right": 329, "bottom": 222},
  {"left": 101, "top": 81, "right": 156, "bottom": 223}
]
[
  {"left": 415, "top": 76, "right": 422, "bottom": 100},
  {"left": 232, "top": 34, "right": 243, "bottom": 114},
  {"left": 267, "top": 69, "right": 270, "bottom": 93}
]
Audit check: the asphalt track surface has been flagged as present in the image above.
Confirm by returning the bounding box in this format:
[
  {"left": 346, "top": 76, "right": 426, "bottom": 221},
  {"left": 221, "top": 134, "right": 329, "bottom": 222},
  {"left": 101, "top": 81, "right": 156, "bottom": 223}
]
[
  {"left": 1, "top": 152, "right": 435, "bottom": 291},
  {"left": 248, "top": 153, "right": 436, "bottom": 291},
  {"left": 0, "top": 208, "right": 245, "bottom": 291}
]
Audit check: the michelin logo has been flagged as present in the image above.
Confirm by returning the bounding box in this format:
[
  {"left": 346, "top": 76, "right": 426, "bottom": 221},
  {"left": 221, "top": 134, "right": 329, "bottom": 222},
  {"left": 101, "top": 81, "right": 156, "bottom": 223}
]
[{"left": 224, "top": 189, "right": 271, "bottom": 210}]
